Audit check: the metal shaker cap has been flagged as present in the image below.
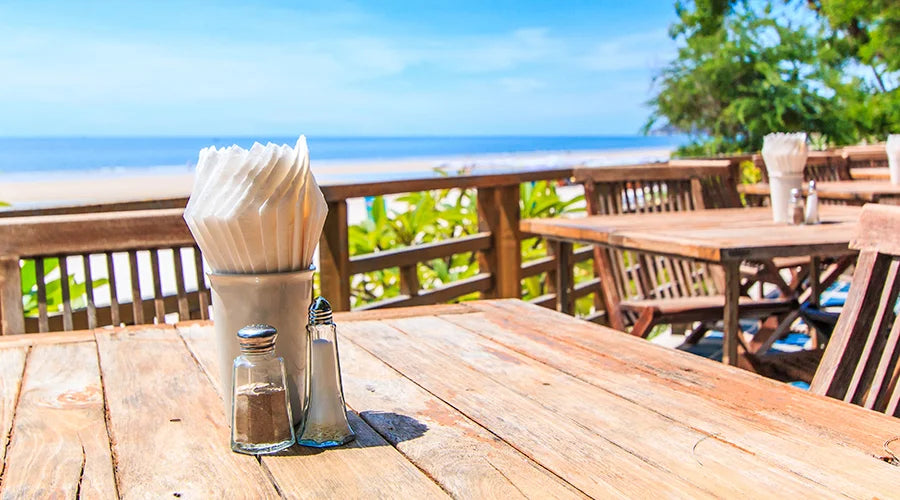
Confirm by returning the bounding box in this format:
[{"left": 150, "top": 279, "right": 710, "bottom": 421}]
[
  {"left": 808, "top": 180, "right": 817, "bottom": 191},
  {"left": 308, "top": 296, "right": 334, "bottom": 326},
  {"left": 790, "top": 188, "right": 802, "bottom": 201},
  {"left": 237, "top": 324, "right": 277, "bottom": 353}
]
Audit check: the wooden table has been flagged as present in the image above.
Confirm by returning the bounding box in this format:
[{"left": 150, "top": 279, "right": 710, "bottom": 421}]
[
  {"left": 851, "top": 167, "right": 891, "bottom": 180},
  {"left": 521, "top": 206, "right": 862, "bottom": 366},
  {"left": 739, "top": 180, "right": 900, "bottom": 204},
  {"left": 1, "top": 300, "right": 897, "bottom": 498}
]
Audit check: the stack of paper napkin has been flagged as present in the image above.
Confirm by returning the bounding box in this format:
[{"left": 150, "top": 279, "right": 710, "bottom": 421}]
[{"left": 184, "top": 136, "right": 327, "bottom": 273}]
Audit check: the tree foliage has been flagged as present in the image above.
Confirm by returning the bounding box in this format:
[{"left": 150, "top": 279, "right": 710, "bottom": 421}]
[{"left": 646, "top": 0, "right": 900, "bottom": 155}]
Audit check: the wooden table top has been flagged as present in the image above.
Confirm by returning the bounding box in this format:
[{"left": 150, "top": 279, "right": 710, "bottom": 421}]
[
  {"left": 851, "top": 167, "right": 891, "bottom": 181},
  {"left": 739, "top": 180, "right": 900, "bottom": 202},
  {"left": 1, "top": 299, "right": 898, "bottom": 498},
  {"left": 521, "top": 206, "right": 862, "bottom": 262}
]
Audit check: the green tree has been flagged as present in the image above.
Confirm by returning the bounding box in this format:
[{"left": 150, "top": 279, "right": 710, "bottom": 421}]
[{"left": 647, "top": 0, "right": 899, "bottom": 155}]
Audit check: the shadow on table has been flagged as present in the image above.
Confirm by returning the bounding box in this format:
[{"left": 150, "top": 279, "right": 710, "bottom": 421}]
[{"left": 276, "top": 411, "right": 428, "bottom": 455}]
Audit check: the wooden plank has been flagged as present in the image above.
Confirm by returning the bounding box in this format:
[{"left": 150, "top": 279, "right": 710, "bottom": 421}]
[
  {"left": 852, "top": 202, "right": 900, "bottom": 255},
  {"left": 95, "top": 326, "right": 279, "bottom": 497},
  {"left": 335, "top": 303, "right": 475, "bottom": 322},
  {"left": 0, "top": 257, "right": 24, "bottom": 335},
  {"left": 338, "top": 333, "right": 584, "bottom": 499},
  {"left": 0, "top": 329, "right": 95, "bottom": 348},
  {"left": 350, "top": 233, "right": 491, "bottom": 275},
  {"left": 520, "top": 255, "right": 555, "bottom": 278},
  {"left": 1, "top": 342, "right": 116, "bottom": 498},
  {"left": 339, "top": 319, "right": 715, "bottom": 498},
  {"left": 0, "top": 347, "right": 26, "bottom": 468},
  {"left": 0, "top": 208, "right": 194, "bottom": 257},
  {"left": 573, "top": 162, "right": 724, "bottom": 183},
  {"left": 320, "top": 168, "right": 573, "bottom": 201},
  {"left": 554, "top": 241, "right": 573, "bottom": 314},
  {"left": 390, "top": 314, "right": 843, "bottom": 498},
  {"left": 175, "top": 324, "right": 451, "bottom": 499},
  {"left": 468, "top": 301, "right": 900, "bottom": 498},
  {"left": 464, "top": 300, "right": 900, "bottom": 497},
  {"left": 320, "top": 200, "right": 351, "bottom": 311}
]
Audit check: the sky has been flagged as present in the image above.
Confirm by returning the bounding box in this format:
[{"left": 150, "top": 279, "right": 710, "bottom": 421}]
[{"left": 0, "top": 1, "right": 680, "bottom": 137}]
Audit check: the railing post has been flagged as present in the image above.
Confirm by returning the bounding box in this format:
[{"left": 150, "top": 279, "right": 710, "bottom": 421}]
[
  {"left": 0, "top": 257, "right": 24, "bottom": 335},
  {"left": 319, "top": 200, "right": 351, "bottom": 311},
  {"left": 477, "top": 184, "right": 521, "bottom": 299}
]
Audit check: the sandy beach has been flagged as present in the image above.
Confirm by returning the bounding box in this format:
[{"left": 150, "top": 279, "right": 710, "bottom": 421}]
[{"left": 0, "top": 146, "right": 672, "bottom": 208}]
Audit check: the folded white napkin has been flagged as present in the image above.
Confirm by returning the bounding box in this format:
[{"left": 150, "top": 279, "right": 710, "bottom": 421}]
[
  {"left": 762, "top": 132, "right": 808, "bottom": 177},
  {"left": 184, "top": 136, "right": 327, "bottom": 274}
]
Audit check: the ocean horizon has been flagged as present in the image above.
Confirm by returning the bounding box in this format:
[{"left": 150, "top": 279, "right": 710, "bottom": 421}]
[{"left": 0, "top": 135, "right": 685, "bottom": 179}]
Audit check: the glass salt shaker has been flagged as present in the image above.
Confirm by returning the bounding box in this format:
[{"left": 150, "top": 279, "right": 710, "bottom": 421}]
[
  {"left": 788, "top": 188, "right": 805, "bottom": 225},
  {"left": 231, "top": 324, "right": 295, "bottom": 455},
  {"left": 298, "top": 297, "right": 356, "bottom": 447},
  {"left": 805, "top": 180, "right": 820, "bottom": 224}
]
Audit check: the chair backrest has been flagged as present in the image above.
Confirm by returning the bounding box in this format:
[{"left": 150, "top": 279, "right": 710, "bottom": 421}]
[
  {"left": 0, "top": 209, "right": 207, "bottom": 335},
  {"left": 754, "top": 151, "right": 851, "bottom": 183},
  {"left": 842, "top": 144, "right": 888, "bottom": 170},
  {"left": 810, "top": 203, "right": 900, "bottom": 417},
  {"left": 573, "top": 161, "right": 739, "bottom": 326}
]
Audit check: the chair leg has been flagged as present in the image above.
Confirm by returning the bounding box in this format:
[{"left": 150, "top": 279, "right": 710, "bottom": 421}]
[
  {"left": 630, "top": 308, "right": 658, "bottom": 338},
  {"left": 683, "top": 323, "right": 709, "bottom": 345}
]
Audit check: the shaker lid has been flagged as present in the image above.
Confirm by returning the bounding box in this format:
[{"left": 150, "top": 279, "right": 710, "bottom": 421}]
[
  {"left": 237, "top": 324, "right": 277, "bottom": 352},
  {"left": 309, "top": 296, "right": 334, "bottom": 325}
]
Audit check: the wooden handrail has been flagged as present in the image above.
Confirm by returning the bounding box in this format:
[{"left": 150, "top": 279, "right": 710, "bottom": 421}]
[
  {"left": 349, "top": 233, "right": 492, "bottom": 275},
  {"left": 0, "top": 208, "right": 193, "bottom": 257}
]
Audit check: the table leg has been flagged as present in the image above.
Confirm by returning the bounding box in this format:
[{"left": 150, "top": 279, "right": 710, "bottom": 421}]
[
  {"left": 809, "top": 256, "right": 821, "bottom": 308},
  {"left": 723, "top": 261, "right": 741, "bottom": 366},
  {"left": 555, "top": 241, "right": 573, "bottom": 315}
]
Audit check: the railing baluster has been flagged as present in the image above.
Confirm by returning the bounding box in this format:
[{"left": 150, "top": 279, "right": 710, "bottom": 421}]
[
  {"left": 128, "top": 250, "right": 144, "bottom": 325},
  {"left": 172, "top": 247, "right": 190, "bottom": 320},
  {"left": 149, "top": 249, "right": 166, "bottom": 323},
  {"left": 106, "top": 252, "right": 120, "bottom": 326},
  {"left": 36, "top": 258, "right": 49, "bottom": 333},
  {"left": 83, "top": 254, "right": 97, "bottom": 329},
  {"left": 193, "top": 246, "right": 209, "bottom": 320},
  {"left": 58, "top": 256, "right": 74, "bottom": 331}
]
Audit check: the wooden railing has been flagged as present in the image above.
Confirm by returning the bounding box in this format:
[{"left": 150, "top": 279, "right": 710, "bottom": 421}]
[{"left": 0, "top": 144, "right": 886, "bottom": 334}]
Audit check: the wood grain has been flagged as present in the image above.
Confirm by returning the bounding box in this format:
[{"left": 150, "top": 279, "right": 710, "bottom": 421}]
[
  {"left": 377, "top": 314, "right": 841, "bottom": 498},
  {"left": 338, "top": 333, "right": 584, "bottom": 499},
  {"left": 95, "top": 326, "right": 279, "bottom": 498},
  {"left": 339, "top": 319, "right": 715, "bottom": 498},
  {"left": 0, "top": 347, "right": 26, "bottom": 469},
  {"left": 0, "top": 342, "right": 116, "bottom": 498},
  {"left": 465, "top": 300, "right": 900, "bottom": 497},
  {"left": 175, "top": 324, "right": 450, "bottom": 499}
]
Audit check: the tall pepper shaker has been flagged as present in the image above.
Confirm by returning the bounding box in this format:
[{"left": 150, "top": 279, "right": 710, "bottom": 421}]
[
  {"left": 805, "top": 180, "right": 819, "bottom": 224},
  {"left": 298, "top": 297, "right": 356, "bottom": 447},
  {"left": 231, "top": 324, "right": 295, "bottom": 454}
]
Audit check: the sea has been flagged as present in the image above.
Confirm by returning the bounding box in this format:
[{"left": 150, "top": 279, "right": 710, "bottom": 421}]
[{"left": 0, "top": 136, "right": 684, "bottom": 181}]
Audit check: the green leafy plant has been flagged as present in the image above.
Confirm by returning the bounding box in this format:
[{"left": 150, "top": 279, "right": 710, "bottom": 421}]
[
  {"left": 20, "top": 258, "right": 108, "bottom": 316},
  {"left": 345, "top": 180, "right": 601, "bottom": 318}
]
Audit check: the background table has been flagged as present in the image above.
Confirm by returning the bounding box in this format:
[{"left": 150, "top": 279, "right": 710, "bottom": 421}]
[
  {"left": 521, "top": 206, "right": 862, "bottom": 366},
  {"left": 1, "top": 299, "right": 897, "bottom": 498},
  {"left": 740, "top": 180, "right": 900, "bottom": 205}
]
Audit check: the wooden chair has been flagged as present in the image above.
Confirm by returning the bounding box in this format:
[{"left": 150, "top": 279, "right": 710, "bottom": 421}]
[
  {"left": 809, "top": 203, "right": 900, "bottom": 416},
  {"left": 842, "top": 144, "right": 888, "bottom": 170},
  {"left": 753, "top": 150, "right": 851, "bottom": 183},
  {"left": 0, "top": 209, "right": 209, "bottom": 335},
  {"left": 574, "top": 161, "right": 795, "bottom": 338}
]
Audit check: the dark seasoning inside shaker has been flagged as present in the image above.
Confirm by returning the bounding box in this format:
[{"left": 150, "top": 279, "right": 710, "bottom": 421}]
[{"left": 231, "top": 324, "right": 295, "bottom": 454}]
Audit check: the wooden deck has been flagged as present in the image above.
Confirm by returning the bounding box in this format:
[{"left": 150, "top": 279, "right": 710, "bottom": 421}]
[{"left": 1, "top": 300, "right": 897, "bottom": 497}]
